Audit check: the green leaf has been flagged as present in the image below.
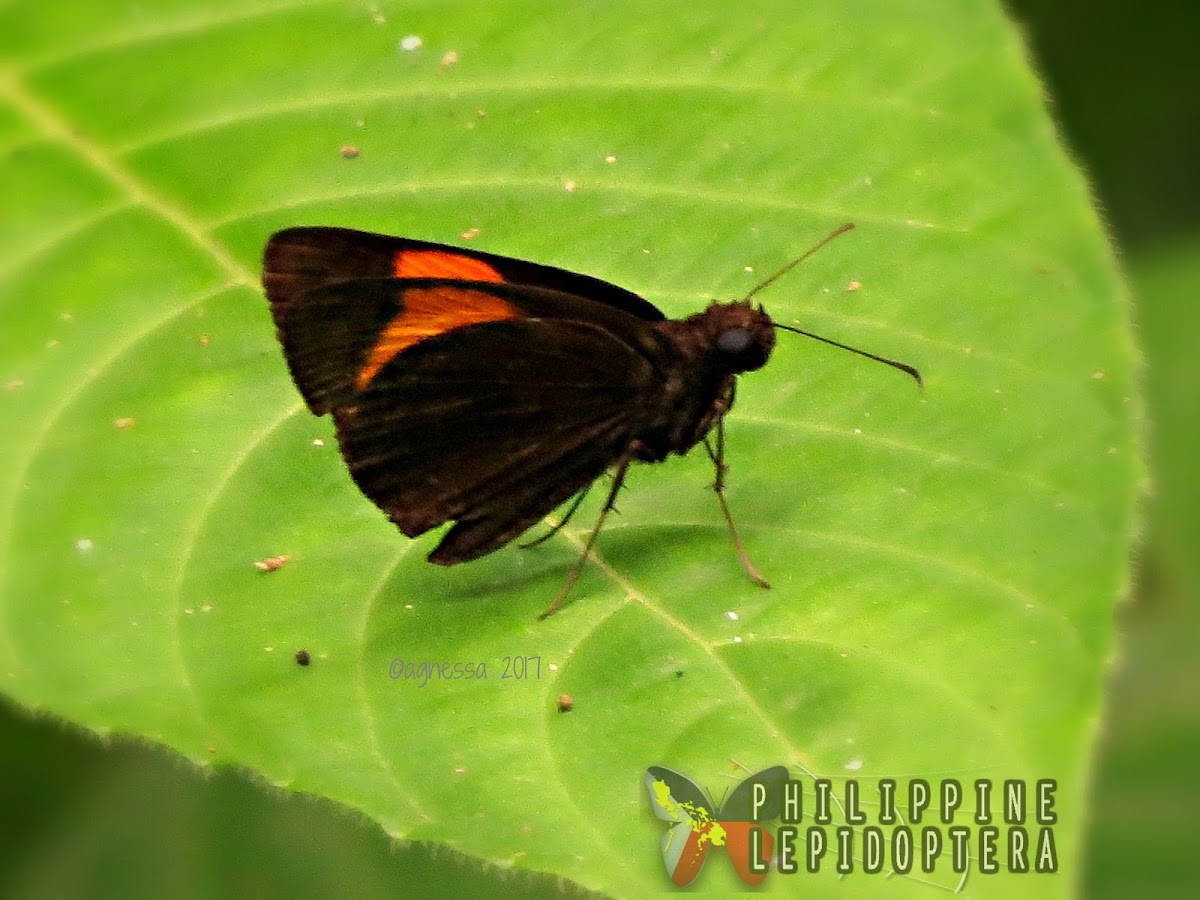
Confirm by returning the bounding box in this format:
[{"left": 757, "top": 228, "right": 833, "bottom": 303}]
[{"left": 1, "top": 1, "right": 1140, "bottom": 896}]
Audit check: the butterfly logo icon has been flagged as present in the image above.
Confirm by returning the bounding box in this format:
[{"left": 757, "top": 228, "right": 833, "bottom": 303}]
[{"left": 645, "top": 766, "right": 789, "bottom": 887}]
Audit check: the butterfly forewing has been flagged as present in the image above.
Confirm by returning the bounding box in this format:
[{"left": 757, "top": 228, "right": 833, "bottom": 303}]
[
  {"left": 646, "top": 767, "right": 715, "bottom": 819},
  {"left": 268, "top": 274, "right": 667, "bottom": 414},
  {"left": 719, "top": 765, "right": 790, "bottom": 820},
  {"left": 264, "top": 226, "right": 666, "bottom": 322}
]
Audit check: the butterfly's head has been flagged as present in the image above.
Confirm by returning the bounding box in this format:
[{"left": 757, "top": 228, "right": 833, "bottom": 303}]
[{"left": 701, "top": 301, "right": 777, "bottom": 374}]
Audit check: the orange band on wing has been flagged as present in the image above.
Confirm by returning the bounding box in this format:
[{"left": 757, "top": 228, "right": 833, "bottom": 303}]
[
  {"left": 393, "top": 249, "right": 504, "bottom": 282},
  {"left": 356, "top": 286, "right": 520, "bottom": 390}
]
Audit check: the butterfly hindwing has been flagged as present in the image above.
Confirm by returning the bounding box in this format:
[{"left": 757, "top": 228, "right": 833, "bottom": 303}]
[
  {"left": 721, "top": 821, "right": 774, "bottom": 888},
  {"left": 331, "top": 307, "right": 660, "bottom": 563}
]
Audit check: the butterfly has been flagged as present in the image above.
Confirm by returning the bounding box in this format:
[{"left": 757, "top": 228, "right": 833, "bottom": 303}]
[
  {"left": 645, "top": 765, "right": 790, "bottom": 886},
  {"left": 261, "top": 224, "right": 918, "bottom": 617}
]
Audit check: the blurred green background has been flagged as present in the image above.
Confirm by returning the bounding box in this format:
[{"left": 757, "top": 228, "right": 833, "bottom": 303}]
[{"left": 1, "top": 2, "right": 1195, "bottom": 898}]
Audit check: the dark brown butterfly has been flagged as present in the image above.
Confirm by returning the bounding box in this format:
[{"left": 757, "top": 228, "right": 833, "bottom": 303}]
[{"left": 261, "top": 223, "right": 919, "bottom": 618}]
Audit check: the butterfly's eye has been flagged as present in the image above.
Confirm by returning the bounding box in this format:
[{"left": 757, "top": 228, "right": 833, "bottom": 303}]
[{"left": 717, "top": 327, "right": 752, "bottom": 354}]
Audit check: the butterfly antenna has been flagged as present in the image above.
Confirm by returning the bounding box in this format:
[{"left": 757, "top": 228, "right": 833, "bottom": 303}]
[
  {"left": 715, "top": 785, "right": 730, "bottom": 811},
  {"left": 775, "top": 322, "right": 923, "bottom": 388},
  {"left": 740, "top": 222, "right": 923, "bottom": 387},
  {"left": 740, "top": 222, "right": 856, "bottom": 304}
]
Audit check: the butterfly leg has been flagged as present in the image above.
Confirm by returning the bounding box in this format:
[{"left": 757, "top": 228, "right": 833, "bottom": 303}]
[
  {"left": 704, "top": 415, "right": 770, "bottom": 589},
  {"left": 538, "top": 450, "right": 637, "bottom": 620},
  {"left": 519, "top": 484, "right": 593, "bottom": 550}
]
